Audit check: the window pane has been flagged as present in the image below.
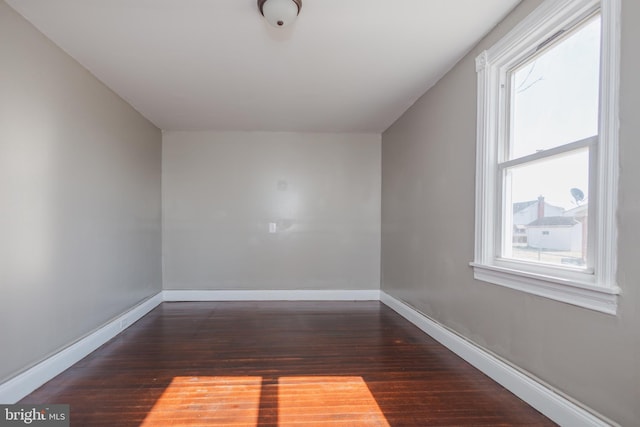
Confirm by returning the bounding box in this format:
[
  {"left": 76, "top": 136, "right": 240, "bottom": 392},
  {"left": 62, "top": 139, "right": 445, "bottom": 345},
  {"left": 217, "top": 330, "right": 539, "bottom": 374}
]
[
  {"left": 503, "top": 149, "right": 589, "bottom": 267},
  {"left": 510, "top": 15, "right": 601, "bottom": 159}
]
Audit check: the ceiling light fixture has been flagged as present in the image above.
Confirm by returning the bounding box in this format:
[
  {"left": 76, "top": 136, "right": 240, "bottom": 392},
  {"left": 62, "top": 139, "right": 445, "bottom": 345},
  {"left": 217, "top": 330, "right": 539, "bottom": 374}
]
[{"left": 257, "top": 0, "right": 302, "bottom": 28}]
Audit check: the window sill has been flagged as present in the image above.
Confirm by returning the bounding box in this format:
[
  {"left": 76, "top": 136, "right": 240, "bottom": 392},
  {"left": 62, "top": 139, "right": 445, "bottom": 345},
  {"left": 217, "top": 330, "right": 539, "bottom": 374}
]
[{"left": 470, "top": 262, "right": 619, "bottom": 315}]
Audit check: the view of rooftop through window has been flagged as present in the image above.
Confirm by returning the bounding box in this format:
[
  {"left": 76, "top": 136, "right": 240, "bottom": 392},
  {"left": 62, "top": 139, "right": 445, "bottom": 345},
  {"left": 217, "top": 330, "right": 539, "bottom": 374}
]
[{"left": 503, "top": 14, "right": 601, "bottom": 267}]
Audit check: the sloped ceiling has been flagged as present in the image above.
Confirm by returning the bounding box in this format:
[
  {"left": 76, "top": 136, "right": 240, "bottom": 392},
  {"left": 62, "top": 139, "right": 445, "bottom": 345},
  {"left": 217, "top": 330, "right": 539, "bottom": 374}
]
[{"left": 6, "top": 0, "right": 521, "bottom": 132}]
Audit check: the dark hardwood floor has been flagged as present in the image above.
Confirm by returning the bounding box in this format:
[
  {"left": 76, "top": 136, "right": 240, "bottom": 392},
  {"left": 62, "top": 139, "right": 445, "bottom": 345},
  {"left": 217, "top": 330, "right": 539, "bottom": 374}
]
[{"left": 21, "top": 301, "right": 555, "bottom": 426}]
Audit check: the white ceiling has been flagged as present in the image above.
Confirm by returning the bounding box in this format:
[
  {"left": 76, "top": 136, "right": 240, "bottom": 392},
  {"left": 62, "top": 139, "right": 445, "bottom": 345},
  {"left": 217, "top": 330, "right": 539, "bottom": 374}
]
[{"left": 6, "top": 0, "right": 521, "bottom": 133}]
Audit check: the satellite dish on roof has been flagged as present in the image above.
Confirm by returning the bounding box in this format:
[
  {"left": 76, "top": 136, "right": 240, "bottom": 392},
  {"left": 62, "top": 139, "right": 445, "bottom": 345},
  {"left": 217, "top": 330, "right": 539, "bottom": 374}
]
[{"left": 570, "top": 188, "right": 585, "bottom": 205}]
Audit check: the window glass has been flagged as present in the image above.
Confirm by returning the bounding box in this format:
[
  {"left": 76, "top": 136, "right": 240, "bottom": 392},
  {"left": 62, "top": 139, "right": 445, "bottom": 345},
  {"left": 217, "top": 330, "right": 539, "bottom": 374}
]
[
  {"left": 510, "top": 16, "right": 601, "bottom": 160},
  {"left": 503, "top": 149, "right": 589, "bottom": 267}
]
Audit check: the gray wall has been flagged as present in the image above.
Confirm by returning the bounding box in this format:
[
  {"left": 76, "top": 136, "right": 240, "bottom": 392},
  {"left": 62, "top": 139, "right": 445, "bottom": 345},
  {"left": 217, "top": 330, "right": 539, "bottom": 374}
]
[
  {"left": 381, "top": 0, "right": 640, "bottom": 425},
  {"left": 0, "top": 1, "right": 162, "bottom": 383},
  {"left": 163, "top": 131, "right": 380, "bottom": 291}
]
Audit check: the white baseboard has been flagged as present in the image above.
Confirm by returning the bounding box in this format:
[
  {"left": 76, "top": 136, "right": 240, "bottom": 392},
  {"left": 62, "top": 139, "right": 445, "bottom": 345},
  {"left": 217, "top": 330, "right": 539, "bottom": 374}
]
[
  {"left": 0, "top": 292, "right": 163, "bottom": 404},
  {"left": 0, "top": 289, "right": 376, "bottom": 403},
  {"left": 162, "top": 289, "right": 381, "bottom": 302},
  {"left": 0, "top": 288, "right": 613, "bottom": 427},
  {"left": 379, "top": 291, "right": 613, "bottom": 427}
]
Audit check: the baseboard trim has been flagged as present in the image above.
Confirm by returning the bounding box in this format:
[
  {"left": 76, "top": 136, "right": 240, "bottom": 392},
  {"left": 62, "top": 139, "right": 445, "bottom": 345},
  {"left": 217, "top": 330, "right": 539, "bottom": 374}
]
[
  {"left": 379, "top": 291, "right": 612, "bottom": 427},
  {"left": 0, "top": 289, "right": 376, "bottom": 403},
  {"left": 0, "top": 288, "right": 612, "bottom": 426},
  {"left": 162, "top": 289, "right": 381, "bottom": 302},
  {"left": 0, "top": 292, "right": 163, "bottom": 404}
]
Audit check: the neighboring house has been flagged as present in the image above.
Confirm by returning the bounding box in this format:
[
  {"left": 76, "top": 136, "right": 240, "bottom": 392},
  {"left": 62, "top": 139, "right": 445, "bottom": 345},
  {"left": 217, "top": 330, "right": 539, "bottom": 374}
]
[
  {"left": 526, "top": 216, "right": 583, "bottom": 252},
  {"left": 563, "top": 203, "right": 588, "bottom": 220},
  {"left": 513, "top": 197, "right": 564, "bottom": 226},
  {"left": 563, "top": 203, "right": 589, "bottom": 259},
  {"left": 512, "top": 196, "right": 564, "bottom": 246},
  {"left": 513, "top": 196, "right": 585, "bottom": 254}
]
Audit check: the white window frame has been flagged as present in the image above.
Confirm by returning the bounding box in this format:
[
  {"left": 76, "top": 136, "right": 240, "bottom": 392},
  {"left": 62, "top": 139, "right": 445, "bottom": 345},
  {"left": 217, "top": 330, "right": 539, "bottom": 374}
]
[{"left": 472, "top": 0, "right": 620, "bottom": 314}]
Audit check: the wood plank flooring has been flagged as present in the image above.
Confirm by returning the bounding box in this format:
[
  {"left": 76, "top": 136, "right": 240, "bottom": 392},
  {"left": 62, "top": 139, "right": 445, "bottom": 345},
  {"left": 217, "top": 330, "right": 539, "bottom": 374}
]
[{"left": 20, "top": 301, "right": 556, "bottom": 426}]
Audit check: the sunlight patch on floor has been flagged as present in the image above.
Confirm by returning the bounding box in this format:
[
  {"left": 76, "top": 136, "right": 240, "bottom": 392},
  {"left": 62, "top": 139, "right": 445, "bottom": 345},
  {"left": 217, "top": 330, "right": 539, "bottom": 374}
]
[
  {"left": 278, "top": 376, "right": 390, "bottom": 426},
  {"left": 140, "top": 376, "right": 262, "bottom": 426},
  {"left": 140, "top": 375, "right": 389, "bottom": 426}
]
